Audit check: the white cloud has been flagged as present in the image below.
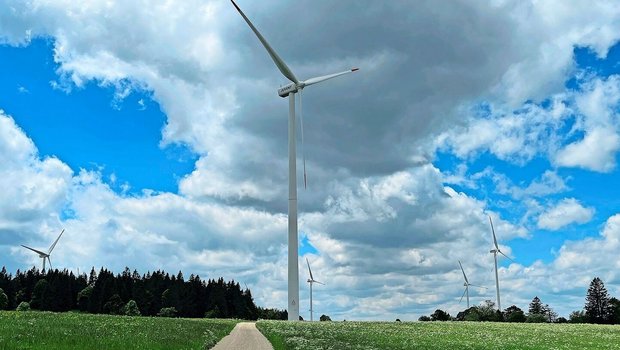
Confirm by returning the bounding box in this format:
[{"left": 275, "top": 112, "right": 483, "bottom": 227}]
[
  {"left": 555, "top": 127, "right": 620, "bottom": 172},
  {"left": 554, "top": 76, "right": 620, "bottom": 172},
  {"left": 537, "top": 198, "right": 594, "bottom": 230},
  {"left": 438, "top": 97, "right": 570, "bottom": 164},
  {"left": 0, "top": 111, "right": 73, "bottom": 271},
  {"left": 442, "top": 74, "right": 620, "bottom": 173},
  {"left": 3, "top": 0, "right": 620, "bottom": 321}
]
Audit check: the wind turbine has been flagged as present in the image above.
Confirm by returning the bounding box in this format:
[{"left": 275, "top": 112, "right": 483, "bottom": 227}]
[
  {"left": 488, "top": 216, "right": 513, "bottom": 310},
  {"left": 21, "top": 229, "right": 65, "bottom": 271},
  {"left": 458, "top": 260, "right": 486, "bottom": 309},
  {"left": 306, "top": 258, "right": 324, "bottom": 322},
  {"left": 231, "top": 1, "right": 358, "bottom": 321}
]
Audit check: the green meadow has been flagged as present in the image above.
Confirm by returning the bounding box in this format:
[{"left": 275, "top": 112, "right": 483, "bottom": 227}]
[
  {"left": 3, "top": 311, "right": 620, "bottom": 350},
  {"left": 0, "top": 311, "right": 237, "bottom": 350},
  {"left": 256, "top": 320, "right": 620, "bottom": 350}
]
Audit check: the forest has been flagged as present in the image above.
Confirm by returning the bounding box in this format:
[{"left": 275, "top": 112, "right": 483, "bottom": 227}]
[{"left": 0, "top": 266, "right": 287, "bottom": 320}]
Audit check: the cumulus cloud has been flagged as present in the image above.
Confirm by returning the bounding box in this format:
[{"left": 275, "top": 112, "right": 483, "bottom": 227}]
[
  {"left": 2, "top": 0, "right": 620, "bottom": 320},
  {"left": 554, "top": 76, "right": 620, "bottom": 172},
  {"left": 537, "top": 198, "right": 595, "bottom": 230},
  {"left": 0, "top": 111, "right": 72, "bottom": 245}
]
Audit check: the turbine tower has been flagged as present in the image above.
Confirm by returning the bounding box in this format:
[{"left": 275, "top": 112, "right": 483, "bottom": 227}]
[
  {"left": 458, "top": 260, "right": 486, "bottom": 309},
  {"left": 488, "top": 216, "right": 513, "bottom": 310},
  {"left": 306, "top": 258, "right": 324, "bottom": 321},
  {"left": 21, "top": 229, "right": 65, "bottom": 271},
  {"left": 231, "top": 0, "right": 358, "bottom": 321}
]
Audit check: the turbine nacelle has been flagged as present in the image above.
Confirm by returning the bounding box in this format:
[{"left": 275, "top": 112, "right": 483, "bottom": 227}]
[
  {"left": 278, "top": 68, "right": 360, "bottom": 97},
  {"left": 278, "top": 83, "right": 299, "bottom": 97}
]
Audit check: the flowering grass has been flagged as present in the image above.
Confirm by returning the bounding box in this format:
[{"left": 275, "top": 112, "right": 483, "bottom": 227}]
[
  {"left": 0, "top": 311, "right": 238, "bottom": 350},
  {"left": 256, "top": 320, "right": 620, "bottom": 350}
]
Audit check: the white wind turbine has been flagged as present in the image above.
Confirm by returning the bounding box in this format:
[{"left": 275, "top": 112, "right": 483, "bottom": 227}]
[
  {"left": 458, "top": 260, "right": 486, "bottom": 309},
  {"left": 306, "top": 258, "right": 324, "bottom": 321},
  {"left": 231, "top": 0, "right": 358, "bottom": 321},
  {"left": 21, "top": 229, "right": 65, "bottom": 271},
  {"left": 488, "top": 216, "right": 514, "bottom": 310}
]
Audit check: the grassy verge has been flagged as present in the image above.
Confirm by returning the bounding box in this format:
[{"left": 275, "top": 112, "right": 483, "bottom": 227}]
[
  {"left": 0, "top": 311, "right": 238, "bottom": 350},
  {"left": 256, "top": 320, "right": 620, "bottom": 350}
]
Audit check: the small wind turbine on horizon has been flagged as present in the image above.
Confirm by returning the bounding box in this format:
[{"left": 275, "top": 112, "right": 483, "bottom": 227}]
[
  {"left": 231, "top": 0, "right": 358, "bottom": 321},
  {"left": 488, "top": 216, "right": 514, "bottom": 310},
  {"left": 21, "top": 229, "right": 65, "bottom": 271},
  {"left": 306, "top": 258, "right": 324, "bottom": 322},
  {"left": 458, "top": 260, "right": 486, "bottom": 309}
]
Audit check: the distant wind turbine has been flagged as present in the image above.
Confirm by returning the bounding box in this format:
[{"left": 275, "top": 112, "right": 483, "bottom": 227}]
[
  {"left": 306, "top": 258, "right": 324, "bottom": 322},
  {"left": 21, "top": 229, "right": 65, "bottom": 271},
  {"left": 488, "top": 216, "right": 514, "bottom": 310},
  {"left": 231, "top": 0, "right": 358, "bottom": 321},
  {"left": 458, "top": 260, "right": 486, "bottom": 309}
]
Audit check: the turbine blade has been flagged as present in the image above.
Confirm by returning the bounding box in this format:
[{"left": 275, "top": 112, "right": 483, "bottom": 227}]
[
  {"left": 302, "top": 68, "right": 359, "bottom": 87},
  {"left": 299, "top": 90, "right": 307, "bottom": 189},
  {"left": 459, "top": 288, "right": 467, "bottom": 303},
  {"left": 314, "top": 280, "right": 324, "bottom": 285},
  {"left": 21, "top": 245, "right": 47, "bottom": 256},
  {"left": 231, "top": 0, "right": 299, "bottom": 84},
  {"left": 47, "top": 257, "right": 52, "bottom": 271},
  {"left": 469, "top": 284, "right": 488, "bottom": 289},
  {"left": 306, "top": 258, "right": 314, "bottom": 281},
  {"left": 499, "top": 250, "right": 515, "bottom": 263},
  {"left": 458, "top": 260, "right": 469, "bottom": 284},
  {"left": 48, "top": 229, "right": 65, "bottom": 254},
  {"left": 489, "top": 215, "right": 499, "bottom": 249}
]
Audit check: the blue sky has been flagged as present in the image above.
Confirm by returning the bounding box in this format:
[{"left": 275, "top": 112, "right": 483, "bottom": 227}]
[
  {"left": 2, "top": 0, "right": 620, "bottom": 321},
  {"left": 0, "top": 39, "right": 196, "bottom": 194}
]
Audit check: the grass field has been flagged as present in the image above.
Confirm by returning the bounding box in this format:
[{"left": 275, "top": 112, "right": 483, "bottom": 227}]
[
  {"left": 256, "top": 320, "right": 620, "bottom": 350},
  {"left": 0, "top": 311, "right": 238, "bottom": 350}
]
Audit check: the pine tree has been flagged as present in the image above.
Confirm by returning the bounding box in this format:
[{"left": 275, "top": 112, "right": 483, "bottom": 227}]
[
  {"left": 585, "top": 277, "right": 612, "bottom": 324},
  {"left": 528, "top": 296, "right": 544, "bottom": 315}
]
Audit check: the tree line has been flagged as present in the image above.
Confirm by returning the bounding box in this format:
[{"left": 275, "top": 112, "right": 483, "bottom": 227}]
[
  {"left": 0, "top": 266, "right": 287, "bottom": 320},
  {"left": 418, "top": 277, "right": 620, "bottom": 324}
]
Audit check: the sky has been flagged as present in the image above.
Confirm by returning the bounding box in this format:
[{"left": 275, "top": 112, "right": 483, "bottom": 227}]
[{"left": 1, "top": 0, "right": 620, "bottom": 321}]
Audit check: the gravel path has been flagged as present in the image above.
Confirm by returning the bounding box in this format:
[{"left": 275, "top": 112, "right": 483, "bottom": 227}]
[{"left": 211, "top": 322, "right": 273, "bottom": 350}]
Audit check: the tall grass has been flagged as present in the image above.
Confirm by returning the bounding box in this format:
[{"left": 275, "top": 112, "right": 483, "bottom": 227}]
[
  {"left": 256, "top": 320, "right": 620, "bottom": 350},
  {"left": 0, "top": 311, "right": 238, "bottom": 350}
]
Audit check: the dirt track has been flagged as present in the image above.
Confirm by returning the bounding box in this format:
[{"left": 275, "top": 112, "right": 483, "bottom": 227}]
[{"left": 211, "top": 322, "right": 273, "bottom": 350}]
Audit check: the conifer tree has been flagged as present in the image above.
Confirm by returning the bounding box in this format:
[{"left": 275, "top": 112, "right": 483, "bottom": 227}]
[
  {"left": 585, "top": 277, "right": 612, "bottom": 323},
  {"left": 528, "top": 296, "right": 544, "bottom": 315}
]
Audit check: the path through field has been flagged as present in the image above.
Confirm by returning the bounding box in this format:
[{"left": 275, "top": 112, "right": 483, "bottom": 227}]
[{"left": 211, "top": 322, "right": 273, "bottom": 350}]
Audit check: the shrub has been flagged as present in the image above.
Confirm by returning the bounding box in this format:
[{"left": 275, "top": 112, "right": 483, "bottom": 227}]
[
  {"left": 124, "top": 300, "right": 141, "bottom": 316},
  {"left": 205, "top": 306, "right": 221, "bottom": 319},
  {"left": 319, "top": 314, "right": 332, "bottom": 322},
  {"left": 16, "top": 301, "right": 31, "bottom": 311},
  {"left": 0, "top": 288, "right": 8, "bottom": 309},
  {"left": 418, "top": 316, "right": 431, "bottom": 321},
  {"left": 77, "top": 286, "right": 93, "bottom": 312},
  {"left": 569, "top": 310, "right": 588, "bottom": 323},
  {"left": 103, "top": 294, "right": 124, "bottom": 315},
  {"left": 430, "top": 309, "right": 451, "bottom": 321},
  {"left": 526, "top": 313, "right": 547, "bottom": 323},
  {"left": 504, "top": 305, "right": 526, "bottom": 323},
  {"left": 158, "top": 307, "right": 178, "bottom": 318},
  {"left": 30, "top": 279, "right": 49, "bottom": 310}
]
